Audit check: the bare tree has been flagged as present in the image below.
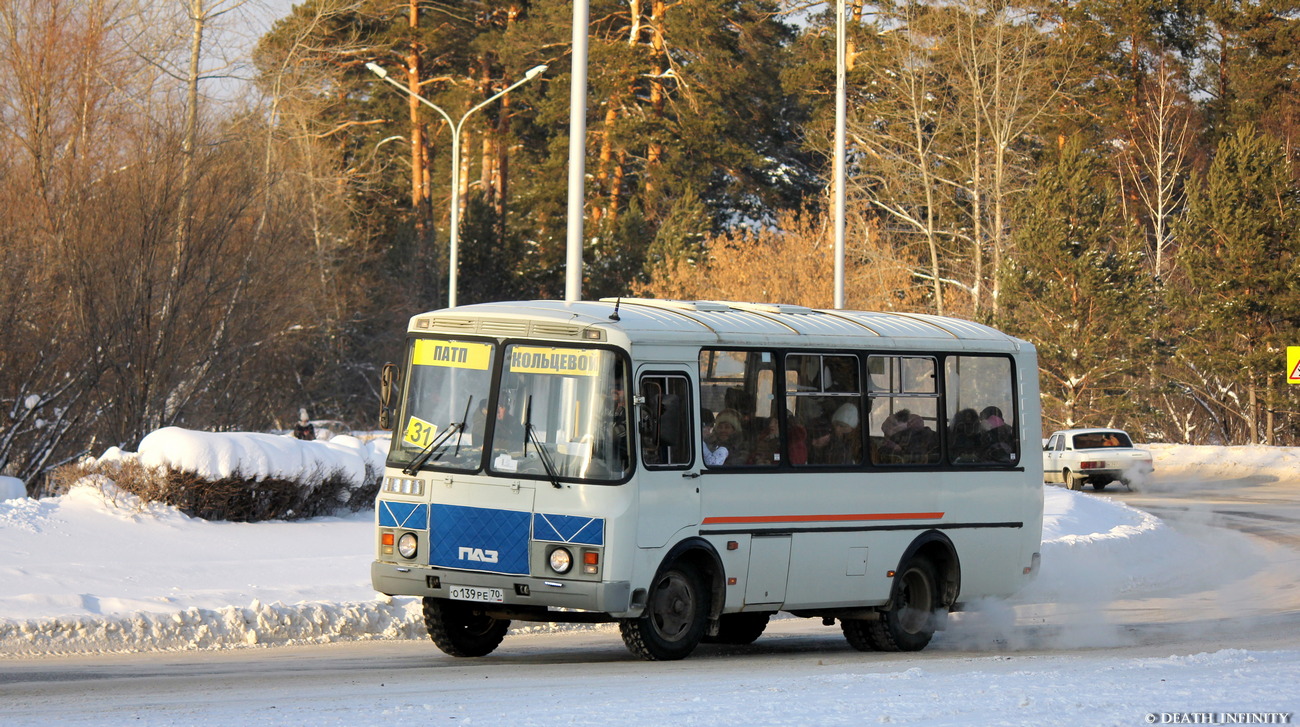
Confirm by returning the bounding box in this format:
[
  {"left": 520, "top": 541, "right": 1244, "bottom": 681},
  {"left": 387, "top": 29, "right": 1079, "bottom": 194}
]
[
  {"left": 0, "top": 0, "right": 338, "bottom": 491},
  {"left": 1119, "top": 57, "right": 1192, "bottom": 282},
  {"left": 846, "top": 0, "right": 1075, "bottom": 318},
  {"left": 849, "top": 3, "right": 954, "bottom": 314}
]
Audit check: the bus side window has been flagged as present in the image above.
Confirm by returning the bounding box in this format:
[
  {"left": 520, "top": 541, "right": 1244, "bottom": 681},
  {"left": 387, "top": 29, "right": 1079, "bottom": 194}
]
[
  {"left": 868, "top": 355, "right": 940, "bottom": 466},
  {"left": 640, "top": 374, "right": 693, "bottom": 469},
  {"left": 698, "top": 349, "right": 775, "bottom": 468},
  {"left": 786, "top": 353, "right": 864, "bottom": 466},
  {"left": 943, "top": 355, "right": 1018, "bottom": 466}
]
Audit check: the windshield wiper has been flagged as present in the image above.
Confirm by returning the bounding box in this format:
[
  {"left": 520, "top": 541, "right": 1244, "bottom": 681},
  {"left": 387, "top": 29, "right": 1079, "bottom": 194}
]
[
  {"left": 453, "top": 396, "right": 473, "bottom": 457},
  {"left": 523, "top": 395, "right": 562, "bottom": 489},
  {"left": 402, "top": 396, "right": 475, "bottom": 475},
  {"left": 402, "top": 420, "right": 461, "bottom": 476}
]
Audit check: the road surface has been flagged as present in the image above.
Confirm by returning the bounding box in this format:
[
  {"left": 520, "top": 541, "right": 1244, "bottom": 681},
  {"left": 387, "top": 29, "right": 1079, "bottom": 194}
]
[{"left": 2, "top": 471, "right": 1298, "bottom": 726}]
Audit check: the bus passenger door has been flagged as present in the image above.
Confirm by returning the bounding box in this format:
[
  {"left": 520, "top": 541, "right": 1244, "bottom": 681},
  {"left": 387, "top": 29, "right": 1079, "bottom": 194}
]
[{"left": 635, "top": 369, "right": 701, "bottom": 548}]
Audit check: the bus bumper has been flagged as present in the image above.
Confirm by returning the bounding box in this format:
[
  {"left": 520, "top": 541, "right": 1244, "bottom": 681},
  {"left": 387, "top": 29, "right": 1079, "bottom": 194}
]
[{"left": 371, "top": 561, "right": 636, "bottom": 617}]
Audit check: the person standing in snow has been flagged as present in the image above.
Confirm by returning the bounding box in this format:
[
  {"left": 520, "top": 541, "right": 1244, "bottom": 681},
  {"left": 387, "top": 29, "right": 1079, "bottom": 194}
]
[{"left": 293, "top": 409, "right": 316, "bottom": 441}]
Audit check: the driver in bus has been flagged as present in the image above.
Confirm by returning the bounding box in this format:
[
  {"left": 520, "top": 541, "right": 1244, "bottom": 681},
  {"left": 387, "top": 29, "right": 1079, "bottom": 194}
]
[{"left": 606, "top": 379, "right": 630, "bottom": 468}]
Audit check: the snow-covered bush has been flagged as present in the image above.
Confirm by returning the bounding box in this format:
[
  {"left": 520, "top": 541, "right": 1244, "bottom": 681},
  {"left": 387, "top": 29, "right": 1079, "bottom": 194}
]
[{"left": 51, "top": 427, "right": 388, "bottom": 522}]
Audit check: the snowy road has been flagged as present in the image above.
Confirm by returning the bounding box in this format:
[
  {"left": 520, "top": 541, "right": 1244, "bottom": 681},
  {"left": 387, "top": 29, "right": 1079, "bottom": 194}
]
[
  {"left": 2, "top": 462, "right": 1299, "bottom": 726},
  {"left": 1102, "top": 469, "right": 1300, "bottom": 549},
  {"left": 2, "top": 614, "right": 1299, "bottom": 727}
]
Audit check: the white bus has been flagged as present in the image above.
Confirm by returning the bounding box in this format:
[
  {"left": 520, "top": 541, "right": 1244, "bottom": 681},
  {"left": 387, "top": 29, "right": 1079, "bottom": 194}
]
[{"left": 372, "top": 299, "right": 1043, "bottom": 660}]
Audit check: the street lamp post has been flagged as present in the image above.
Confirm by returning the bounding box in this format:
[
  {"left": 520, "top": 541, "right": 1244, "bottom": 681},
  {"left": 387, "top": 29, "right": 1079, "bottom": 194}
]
[
  {"left": 366, "top": 62, "right": 547, "bottom": 308},
  {"left": 833, "top": 0, "right": 847, "bottom": 310}
]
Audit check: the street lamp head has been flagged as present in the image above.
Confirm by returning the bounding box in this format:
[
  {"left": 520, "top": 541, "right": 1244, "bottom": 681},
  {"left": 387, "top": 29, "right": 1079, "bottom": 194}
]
[
  {"left": 525, "top": 64, "right": 548, "bottom": 80},
  {"left": 365, "top": 62, "right": 389, "bottom": 79}
]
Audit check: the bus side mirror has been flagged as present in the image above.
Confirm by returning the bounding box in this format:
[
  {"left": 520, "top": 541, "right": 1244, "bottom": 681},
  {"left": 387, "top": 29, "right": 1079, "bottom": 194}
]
[{"left": 379, "top": 363, "right": 398, "bottom": 431}]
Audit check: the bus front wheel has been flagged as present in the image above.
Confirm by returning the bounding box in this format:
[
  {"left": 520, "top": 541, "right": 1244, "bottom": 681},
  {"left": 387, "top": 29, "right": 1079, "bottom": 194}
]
[
  {"left": 422, "top": 596, "right": 510, "bottom": 657},
  {"left": 620, "top": 562, "right": 709, "bottom": 660},
  {"left": 844, "top": 557, "right": 941, "bottom": 652}
]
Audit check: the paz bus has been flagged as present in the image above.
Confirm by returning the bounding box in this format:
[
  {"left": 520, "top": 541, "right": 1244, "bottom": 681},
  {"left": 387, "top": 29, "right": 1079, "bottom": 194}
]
[{"left": 371, "top": 299, "right": 1043, "bottom": 660}]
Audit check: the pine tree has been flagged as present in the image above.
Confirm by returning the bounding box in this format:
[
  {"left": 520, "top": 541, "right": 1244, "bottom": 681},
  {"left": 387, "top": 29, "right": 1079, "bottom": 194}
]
[
  {"left": 1200, "top": 0, "right": 1300, "bottom": 147},
  {"left": 998, "top": 138, "right": 1154, "bottom": 429},
  {"left": 1174, "top": 124, "right": 1300, "bottom": 443}
]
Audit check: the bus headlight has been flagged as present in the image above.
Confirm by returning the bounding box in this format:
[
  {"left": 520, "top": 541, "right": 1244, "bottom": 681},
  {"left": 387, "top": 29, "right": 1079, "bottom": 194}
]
[
  {"left": 548, "top": 547, "right": 573, "bottom": 574},
  {"left": 397, "top": 533, "right": 419, "bottom": 559}
]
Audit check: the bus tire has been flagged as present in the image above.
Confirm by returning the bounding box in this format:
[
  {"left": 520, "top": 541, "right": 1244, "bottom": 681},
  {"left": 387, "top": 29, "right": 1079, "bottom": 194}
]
[
  {"left": 703, "top": 612, "right": 770, "bottom": 645},
  {"left": 840, "top": 618, "right": 878, "bottom": 651},
  {"left": 422, "top": 596, "right": 510, "bottom": 657},
  {"left": 619, "top": 562, "right": 709, "bottom": 660},
  {"left": 863, "top": 557, "right": 941, "bottom": 652}
]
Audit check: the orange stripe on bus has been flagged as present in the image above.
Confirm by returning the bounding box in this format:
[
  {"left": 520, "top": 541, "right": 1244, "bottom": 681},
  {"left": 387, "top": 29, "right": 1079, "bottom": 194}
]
[{"left": 701, "top": 512, "right": 944, "bottom": 525}]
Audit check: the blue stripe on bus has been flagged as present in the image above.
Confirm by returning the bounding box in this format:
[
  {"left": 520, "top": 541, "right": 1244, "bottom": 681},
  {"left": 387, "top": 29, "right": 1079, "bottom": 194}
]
[
  {"left": 533, "top": 513, "right": 605, "bottom": 546},
  {"left": 378, "top": 501, "right": 429, "bottom": 530}
]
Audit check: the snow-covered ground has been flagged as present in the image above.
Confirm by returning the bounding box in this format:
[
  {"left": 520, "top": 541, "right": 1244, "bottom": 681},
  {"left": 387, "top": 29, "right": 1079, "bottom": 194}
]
[
  {"left": 0, "top": 439, "right": 1297, "bottom": 657},
  {"left": 1, "top": 438, "right": 1298, "bottom": 726}
]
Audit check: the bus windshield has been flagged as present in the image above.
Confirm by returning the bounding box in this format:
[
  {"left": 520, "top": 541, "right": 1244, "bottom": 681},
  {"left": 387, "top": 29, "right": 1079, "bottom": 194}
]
[
  {"left": 488, "top": 344, "right": 630, "bottom": 483},
  {"left": 389, "top": 337, "right": 496, "bottom": 472}
]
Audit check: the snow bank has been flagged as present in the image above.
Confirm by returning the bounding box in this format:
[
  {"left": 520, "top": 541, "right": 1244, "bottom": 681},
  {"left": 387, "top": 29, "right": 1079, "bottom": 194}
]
[
  {"left": 1020, "top": 487, "right": 1186, "bottom": 606},
  {"left": 0, "top": 597, "right": 427, "bottom": 656},
  {"left": 126, "top": 427, "right": 386, "bottom": 487},
  {"left": 1, "top": 475, "right": 25, "bottom": 500},
  {"left": 1145, "top": 442, "right": 1300, "bottom": 482}
]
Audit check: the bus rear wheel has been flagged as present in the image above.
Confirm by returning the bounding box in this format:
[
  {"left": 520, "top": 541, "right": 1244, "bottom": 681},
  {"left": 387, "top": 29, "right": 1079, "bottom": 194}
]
[
  {"left": 844, "top": 557, "right": 941, "bottom": 652},
  {"left": 620, "top": 562, "right": 709, "bottom": 660},
  {"left": 422, "top": 596, "right": 510, "bottom": 657}
]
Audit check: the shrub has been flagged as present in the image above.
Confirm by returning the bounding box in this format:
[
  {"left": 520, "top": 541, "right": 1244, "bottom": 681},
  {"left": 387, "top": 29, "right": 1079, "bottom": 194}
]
[{"left": 52, "top": 458, "right": 380, "bottom": 522}]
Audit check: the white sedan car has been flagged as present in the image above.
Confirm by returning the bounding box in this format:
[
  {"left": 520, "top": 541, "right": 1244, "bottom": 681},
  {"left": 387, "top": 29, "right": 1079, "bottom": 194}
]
[{"left": 1043, "top": 428, "right": 1153, "bottom": 491}]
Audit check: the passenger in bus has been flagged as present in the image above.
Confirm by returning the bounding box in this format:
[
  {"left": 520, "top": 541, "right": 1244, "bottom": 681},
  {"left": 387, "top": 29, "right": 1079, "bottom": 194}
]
[
  {"left": 709, "top": 409, "right": 750, "bottom": 466},
  {"left": 788, "top": 413, "right": 809, "bottom": 465},
  {"left": 897, "top": 412, "right": 939, "bottom": 463},
  {"left": 875, "top": 410, "right": 936, "bottom": 464},
  {"left": 700, "top": 409, "right": 728, "bottom": 466},
  {"left": 726, "top": 390, "right": 763, "bottom": 445},
  {"left": 872, "top": 411, "right": 907, "bottom": 463},
  {"left": 948, "top": 408, "right": 983, "bottom": 463},
  {"left": 812, "top": 403, "right": 861, "bottom": 465},
  {"left": 750, "top": 415, "right": 781, "bottom": 465},
  {"left": 980, "top": 405, "right": 1016, "bottom": 462}
]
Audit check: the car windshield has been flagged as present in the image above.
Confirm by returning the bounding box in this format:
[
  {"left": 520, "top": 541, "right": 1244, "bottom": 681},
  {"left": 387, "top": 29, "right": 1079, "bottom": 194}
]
[
  {"left": 388, "top": 337, "right": 496, "bottom": 472},
  {"left": 488, "top": 345, "right": 630, "bottom": 483},
  {"left": 1072, "top": 431, "right": 1132, "bottom": 449}
]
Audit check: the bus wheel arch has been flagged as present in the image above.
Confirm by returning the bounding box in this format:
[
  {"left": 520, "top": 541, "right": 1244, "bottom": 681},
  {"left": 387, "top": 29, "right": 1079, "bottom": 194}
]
[
  {"left": 843, "top": 531, "right": 960, "bottom": 653},
  {"left": 619, "top": 538, "right": 723, "bottom": 660},
  {"left": 895, "top": 530, "right": 961, "bottom": 611}
]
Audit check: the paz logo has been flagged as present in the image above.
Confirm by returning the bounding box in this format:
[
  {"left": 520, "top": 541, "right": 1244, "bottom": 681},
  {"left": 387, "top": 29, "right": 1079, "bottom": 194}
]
[{"left": 1290, "top": 347, "right": 1300, "bottom": 384}]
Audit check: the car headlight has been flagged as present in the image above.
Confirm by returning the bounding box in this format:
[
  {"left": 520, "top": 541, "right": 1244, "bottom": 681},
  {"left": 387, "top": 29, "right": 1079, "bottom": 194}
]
[
  {"left": 548, "top": 547, "right": 573, "bottom": 574},
  {"left": 397, "top": 532, "right": 419, "bottom": 559}
]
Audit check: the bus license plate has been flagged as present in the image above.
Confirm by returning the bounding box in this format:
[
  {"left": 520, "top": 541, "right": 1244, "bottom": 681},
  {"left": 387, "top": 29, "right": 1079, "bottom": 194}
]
[{"left": 447, "top": 585, "right": 505, "bottom": 603}]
